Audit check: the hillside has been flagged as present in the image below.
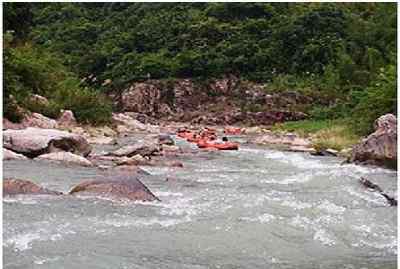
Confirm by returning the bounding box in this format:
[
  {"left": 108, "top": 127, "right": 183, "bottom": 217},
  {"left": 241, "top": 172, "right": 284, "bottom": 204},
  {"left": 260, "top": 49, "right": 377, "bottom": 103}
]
[{"left": 3, "top": 2, "right": 397, "bottom": 135}]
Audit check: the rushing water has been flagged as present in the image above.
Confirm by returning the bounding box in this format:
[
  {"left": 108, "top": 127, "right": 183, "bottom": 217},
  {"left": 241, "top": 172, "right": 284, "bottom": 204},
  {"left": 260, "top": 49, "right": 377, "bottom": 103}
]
[{"left": 3, "top": 135, "right": 397, "bottom": 269}]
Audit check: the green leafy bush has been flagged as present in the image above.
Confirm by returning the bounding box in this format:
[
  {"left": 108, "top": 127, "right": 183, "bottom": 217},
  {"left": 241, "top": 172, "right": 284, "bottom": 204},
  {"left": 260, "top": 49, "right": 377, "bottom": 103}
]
[{"left": 351, "top": 65, "right": 396, "bottom": 135}]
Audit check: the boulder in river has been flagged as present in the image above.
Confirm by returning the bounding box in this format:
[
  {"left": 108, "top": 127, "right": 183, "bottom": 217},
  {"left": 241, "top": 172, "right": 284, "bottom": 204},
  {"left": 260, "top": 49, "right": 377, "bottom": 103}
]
[
  {"left": 3, "top": 148, "right": 28, "bottom": 160},
  {"left": 109, "top": 141, "right": 159, "bottom": 157},
  {"left": 69, "top": 174, "right": 160, "bottom": 201},
  {"left": 4, "top": 178, "right": 62, "bottom": 196},
  {"left": 3, "top": 127, "right": 92, "bottom": 158},
  {"left": 36, "top": 151, "right": 93, "bottom": 167},
  {"left": 349, "top": 114, "right": 397, "bottom": 169}
]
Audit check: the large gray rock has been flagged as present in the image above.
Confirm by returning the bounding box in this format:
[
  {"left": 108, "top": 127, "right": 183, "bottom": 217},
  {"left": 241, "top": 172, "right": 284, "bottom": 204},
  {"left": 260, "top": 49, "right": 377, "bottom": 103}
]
[
  {"left": 3, "top": 148, "right": 28, "bottom": 160},
  {"left": 69, "top": 174, "right": 159, "bottom": 202},
  {"left": 349, "top": 114, "right": 397, "bottom": 169},
  {"left": 3, "top": 127, "right": 92, "bottom": 158},
  {"left": 21, "top": 112, "right": 58, "bottom": 129},
  {"left": 109, "top": 141, "right": 159, "bottom": 157},
  {"left": 4, "top": 178, "right": 62, "bottom": 196},
  {"left": 36, "top": 151, "right": 93, "bottom": 167}
]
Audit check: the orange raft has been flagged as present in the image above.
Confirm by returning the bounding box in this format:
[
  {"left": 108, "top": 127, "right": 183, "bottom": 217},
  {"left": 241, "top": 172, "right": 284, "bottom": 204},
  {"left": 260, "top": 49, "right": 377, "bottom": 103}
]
[
  {"left": 223, "top": 127, "right": 243, "bottom": 135},
  {"left": 197, "top": 140, "right": 239, "bottom": 150}
]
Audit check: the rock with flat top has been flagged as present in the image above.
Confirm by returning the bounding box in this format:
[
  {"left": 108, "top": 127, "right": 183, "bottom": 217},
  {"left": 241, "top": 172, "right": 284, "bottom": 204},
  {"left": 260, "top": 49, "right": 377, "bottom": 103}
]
[
  {"left": 3, "top": 127, "right": 92, "bottom": 158},
  {"left": 36, "top": 151, "right": 93, "bottom": 167}
]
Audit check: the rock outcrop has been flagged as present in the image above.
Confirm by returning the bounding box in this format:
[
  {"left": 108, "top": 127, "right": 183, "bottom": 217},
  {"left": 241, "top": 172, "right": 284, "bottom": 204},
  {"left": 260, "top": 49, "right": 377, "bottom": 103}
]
[
  {"left": 69, "top": 174, "right": 159, "bottom": 201},
  {"left": 3, "top": 148, "right": 28, "bottom": 161},
  {"left": 349, "top": 114, "right": 397, "bottom": 169},
  {"left": 3, "top": 127, "right": 92, "bottom": 158},
  {"left": 4, "top": 178, "right": 62, "bottom": 196},
  {"left": 36, "top": 151, "right": 93, "bottom": 167}
]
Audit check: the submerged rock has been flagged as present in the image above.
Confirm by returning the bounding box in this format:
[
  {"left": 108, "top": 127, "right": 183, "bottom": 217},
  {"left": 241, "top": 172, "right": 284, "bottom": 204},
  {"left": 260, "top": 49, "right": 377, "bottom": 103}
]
[
  {"left": 3, "top": 127, "right": 92, "bottom": 158},
  {"left": 36, "top": 151, "right": 93, "bottom": 167},
  {"left": 3, "top": 148, "right": 28, "bottom": 160},
  {"left": 4, "top": 178, "right": 62, "bottom": 196},
  {"left": 349, "top": 114, "right": 397, "bottom": 169},
  {"left": 69, "top": 174, "right": 159, "bottom": 201}
]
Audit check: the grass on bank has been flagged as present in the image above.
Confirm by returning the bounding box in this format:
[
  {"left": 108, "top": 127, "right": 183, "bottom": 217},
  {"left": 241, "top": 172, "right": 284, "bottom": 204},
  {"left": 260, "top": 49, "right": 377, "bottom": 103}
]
[{"left": 272, "top": 119, "right": 361, "bottom": 151}]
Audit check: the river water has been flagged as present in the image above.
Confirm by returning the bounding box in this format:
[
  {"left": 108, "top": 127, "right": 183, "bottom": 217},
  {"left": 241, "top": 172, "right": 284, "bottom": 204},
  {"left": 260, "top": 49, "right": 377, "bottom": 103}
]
[{"left": 3, "top": 135, "right": 397, "bottom": 269}]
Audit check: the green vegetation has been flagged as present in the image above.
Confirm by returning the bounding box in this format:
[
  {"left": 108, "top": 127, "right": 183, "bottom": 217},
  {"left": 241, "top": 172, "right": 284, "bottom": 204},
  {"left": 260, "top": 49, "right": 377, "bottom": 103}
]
[
  {"left": 273, "top": 119, "right": 360, "bottom": 151},
  {"left": 3, "top": 3, "right": 396, "bottom": 133}
]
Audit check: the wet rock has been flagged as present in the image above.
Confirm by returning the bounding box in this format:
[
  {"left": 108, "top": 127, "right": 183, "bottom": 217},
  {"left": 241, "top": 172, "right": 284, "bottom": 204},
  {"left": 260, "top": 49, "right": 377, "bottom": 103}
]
[
  {"left": 311, "top": 148, "right": 339, "bottom": 157},
  {"left": 36, "top": 151, "right": 93, "bottom": 167},
  {"left": 3, "top": 127, "right": 92, "bottom": 158},
  {"left": 4, "top": 178, "right": 62, "bottom": 196},
  {"left": 57, "top": 110, "right": 77, "bottom": 127},
  {"left": 69, "top": 174, "right": 159, "bottom": 201},
  {"left": 3, "top": 148, "right": 28, "bottom": 160},
  {"left": 157, "top": 134, "right": 175, "bottom": 146},
  {"left": 21, "top": 112, "right": 58, "bottom": 129},
  {"left": 359, "top": 177, "right": 397, "bottom": 206},
  {"left": 349, "top": 114, "right": 397, "bottom": 169},
  {"left": 109, "top": 142, "right": 159, "bottom": 157}
]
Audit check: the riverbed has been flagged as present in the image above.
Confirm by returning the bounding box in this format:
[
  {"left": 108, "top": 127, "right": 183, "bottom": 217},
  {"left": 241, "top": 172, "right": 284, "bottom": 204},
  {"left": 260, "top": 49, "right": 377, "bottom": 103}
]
[{"left": 3, "top": 135, "right": 397, "bottom": 269}]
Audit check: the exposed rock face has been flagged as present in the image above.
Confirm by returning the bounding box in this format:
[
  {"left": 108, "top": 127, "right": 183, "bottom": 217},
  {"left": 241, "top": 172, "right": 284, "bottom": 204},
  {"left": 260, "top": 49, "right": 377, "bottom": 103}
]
[
  {"left": 36, "top": 151, "right": 93, "bottom": 167},
  {"left": 109, "top": 142, "right": 159, "bottom": 158},
  {"left": 3, "top": 127, "right": 92, "bottom": 158},
  {"left": 349, "top": 114, "right": 397, "bottom": 169},
  {"left": 115, "top": 77, "right": 311, "bottom": 126},
  {"left": 57, "top": 110, "right": 77, "bottom": 127},
  {"left": 69, "top": 174, "right": 159, "bottom": 201},
  {"left": 251, "top": 131, "right": 311, "bottom": 147},
  {"left": 120, "top": 83, "right": 165, "bottom": 117},
  {"left": 4, "top": 178, "right": 62, "bottom": 196},
  {"left": 21, "top": 112, "right": 58, "bottom": 129},
  {"left": 3, "top": 148, "right": 28, "bottom": 160}
]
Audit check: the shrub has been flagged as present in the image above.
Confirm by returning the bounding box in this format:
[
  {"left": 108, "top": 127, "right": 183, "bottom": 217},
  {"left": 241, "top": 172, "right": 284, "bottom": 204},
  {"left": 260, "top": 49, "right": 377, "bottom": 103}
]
[
  {"left": 53, "top": 80, "right": 112, "bottom": 125},
  {"left": 351, "top": 65, "right": 396, "bottom": 135}
]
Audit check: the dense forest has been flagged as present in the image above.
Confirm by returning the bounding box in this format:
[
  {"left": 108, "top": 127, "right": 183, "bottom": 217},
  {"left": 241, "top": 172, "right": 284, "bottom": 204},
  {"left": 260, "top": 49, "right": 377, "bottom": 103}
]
[{"left": 3, "top": 3, "right": 397, "bottom": 136}]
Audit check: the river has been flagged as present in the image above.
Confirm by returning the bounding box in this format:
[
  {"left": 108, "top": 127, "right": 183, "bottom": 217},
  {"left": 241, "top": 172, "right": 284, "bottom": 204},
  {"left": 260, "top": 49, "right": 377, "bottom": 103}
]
[{"left": 3, "top": 135, "right": 397, "bottom": 269}]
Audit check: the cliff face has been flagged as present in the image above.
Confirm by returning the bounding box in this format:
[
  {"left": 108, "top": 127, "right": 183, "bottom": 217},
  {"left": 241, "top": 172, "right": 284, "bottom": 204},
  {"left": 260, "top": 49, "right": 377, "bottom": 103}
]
[{"left": 116, "top": 76, "right": 311, "bottom": 126}]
